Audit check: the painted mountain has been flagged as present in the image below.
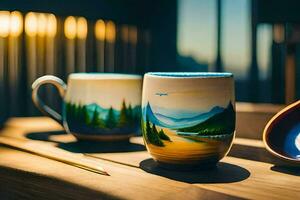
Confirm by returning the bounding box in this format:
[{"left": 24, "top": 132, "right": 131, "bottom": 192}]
[
  {"left": 143, "top": 103, "right": 170, "bottom": 128},
  {"left": 143, "top": 102, "right": 226, "bottom": 129},
  {"left": 177, "top": 102, "right": 235, "bottom": 136},
  {"left": 86, "top": 103, "right": 117, "bottom": 119},
  {"left": 65, "top": 101, "right": 141, "bottom": 135}
]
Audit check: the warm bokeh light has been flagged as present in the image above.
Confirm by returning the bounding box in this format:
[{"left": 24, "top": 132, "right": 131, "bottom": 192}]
[
  {"left": 25, "top": 12, "right": 38, "bottom": 37},
  {"left": 0, "top": 11, "right": 10, "bottom": 37},
  {"left": 46, "top": 14, "right": 57, "bottom": 37},
  {"left": 273, "top": 24, "right": 284, "bottom": 43},
  {"left": 129, "top": 26, "right": 137, "bottom": 45},
  {"left": 37, "top": 13, "right": 47, "bottom": 37},
  {"left": 77, "top": 17, "right": 87, "bottom": 39},
  {"left": 106, "top": 21, "right": 116, "bottom": 43},
  {"left": 10, "top": 11, "right": 23, "bottom": 37},
  {"left": 121, "top": 25, "right": 129, "bottom": 42},
  {"left": 95, "top": 19, "right": 105, "bottom": 41},
  {"left": 64, "top": 16, "right": 77, "bottom": 39}
]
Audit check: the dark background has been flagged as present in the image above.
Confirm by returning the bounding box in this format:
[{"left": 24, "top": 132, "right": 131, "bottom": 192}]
[{"left": 0, "top": 0, "right": 300, "bottom": 124}]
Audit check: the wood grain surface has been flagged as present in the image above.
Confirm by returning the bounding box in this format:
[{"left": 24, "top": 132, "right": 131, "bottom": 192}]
[{"left": 0, "top": 116, "right": 299, "bottom": 200}]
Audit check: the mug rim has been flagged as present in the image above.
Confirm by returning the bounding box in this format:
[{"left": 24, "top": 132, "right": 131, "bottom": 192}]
[
  {"left": 69, "top": 73, "right": 142, "bottom": 80},
  {"left": 145, "top": 72, "right": 233, "bottom": 78}
]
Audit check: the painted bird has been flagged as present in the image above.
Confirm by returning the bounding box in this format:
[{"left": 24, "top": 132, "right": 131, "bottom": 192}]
[{"left": 155, "top": 93, "right": 168, "bottom": 96}]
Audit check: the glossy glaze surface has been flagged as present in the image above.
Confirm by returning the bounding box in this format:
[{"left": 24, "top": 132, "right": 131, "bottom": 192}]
[
  {"left": 63, "top": 73, "right": 142, "bottom": 140},
  {"left": 142, "top": 73, "right": 235, "bottom": 168},
  {"left": 264, "top": 100, "right": 300, "bottom": 165}
]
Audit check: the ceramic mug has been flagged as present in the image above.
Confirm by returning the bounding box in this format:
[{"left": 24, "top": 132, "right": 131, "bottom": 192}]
[
  {"left": 32, "top": 73, "right": 142, "bottom": 141},
  {"left": 142, "top": 72, "right": 235, "bottom": 169}
]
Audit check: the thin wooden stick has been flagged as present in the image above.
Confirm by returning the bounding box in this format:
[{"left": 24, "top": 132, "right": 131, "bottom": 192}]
[{"left": 0, "top": 135, "right": 109, "bottom": 176}]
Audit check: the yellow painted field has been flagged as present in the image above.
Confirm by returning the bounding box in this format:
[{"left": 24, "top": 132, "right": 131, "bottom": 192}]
[{"left": 146, "top": 126, "right": 234, "bottom": 164}]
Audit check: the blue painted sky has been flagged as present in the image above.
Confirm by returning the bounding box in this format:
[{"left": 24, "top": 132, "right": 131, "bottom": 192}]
[{"left": 177, "top": 0, "right": 272, "bottom": 80}]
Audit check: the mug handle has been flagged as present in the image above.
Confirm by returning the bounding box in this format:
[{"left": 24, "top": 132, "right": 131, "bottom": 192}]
[{"left": 32, "top": 75, "right": 67, "bottom": 124}]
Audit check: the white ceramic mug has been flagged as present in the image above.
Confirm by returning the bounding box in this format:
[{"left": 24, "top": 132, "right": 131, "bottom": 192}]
[
  {"left": 141, "top": 72, "right": 235, "bottom": 169},
  {"left": 32, "top": 73, "right": 142, "bottom": 141}
]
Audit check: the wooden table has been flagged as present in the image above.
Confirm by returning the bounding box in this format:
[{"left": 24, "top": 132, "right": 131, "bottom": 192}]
[{"left": 0, "top": 117, "right": 299, "bottom": 200}]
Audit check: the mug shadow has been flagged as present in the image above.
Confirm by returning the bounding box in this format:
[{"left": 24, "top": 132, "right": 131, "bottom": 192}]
[
  {"left": 228, "top": 142, "right": 300, "bottom": 175},
  {"left": 57, "top": 140, "right": 145, "bottom": 153},
  {"left": 139, "top": 158, "right": 250, "bottom": 184},
  {"left": 26, "top": 130, "right": 66, "bottom": 142},
  {"left": 25, "top": 131, "right": 145, "bottom": 153},
  {"left": 270, "top": 165, "right": 300, "bottom": 176}
]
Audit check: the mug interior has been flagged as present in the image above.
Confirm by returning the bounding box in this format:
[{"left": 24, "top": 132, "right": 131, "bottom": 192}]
[
  {"left": 146, "top": 72, "right": 233, "bottom": 78},
  {"left": 69, "top": 73, "right": 142, "bottom": 80}
]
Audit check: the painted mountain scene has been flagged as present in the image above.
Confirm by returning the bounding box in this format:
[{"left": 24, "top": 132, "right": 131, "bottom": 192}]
[
  {"left": 65, "top": 100, "right": 141, "bottom": 135},
  {"left": 141, "top": 101, "right": 235, "bottom": 164}
]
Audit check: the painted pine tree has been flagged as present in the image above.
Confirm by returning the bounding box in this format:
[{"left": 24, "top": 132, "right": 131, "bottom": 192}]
[
  {"left": 106, "top": 107, "right": 116, "bottom": 128},
  {"left": 127, "top": 104, "right": 133, "bottom": 124},
  {"left": 145, "top": 116, "right": 151, "bottom": 139},
  {"left": 65, "top": 102, "right": 79, "bottom": 124},
  {"left": 158, "top": 129, "right": 171, "bottom": 141},
  {"left": 65, "top": 103, "right": 72, "bottom": 122},
  {"left": 133, "top": 106, "right": 141, "bottom": 123},
  {"left": 77, "top": 104, "right": 84, "bottom": 123},
  {"left": 152, "top": 124, "right": 159, "bottom": 135},
  {"left": 91, "top": 108, "right": 105, "bottom": 128},
  {"left": 82, "top": 105, "right": 90, "bottom": 125},
  {"left": 141, "top": 117, "right": 146, "bottom": 138},
  {"left": 145, "top": 117, "right": 164, "bottom": 146},
  {"left": 118, "top": 100, "right": 128, "bottom": 127},
  {"left": 70, "top": 103, "right": 79, "bottom": 123}
]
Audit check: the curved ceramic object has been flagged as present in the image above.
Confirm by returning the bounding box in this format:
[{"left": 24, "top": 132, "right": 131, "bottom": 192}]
[
  {"left": 141, "top": 72, "right": 236, "bottom": 169},
  {"left": 263, "top": 100, "right": 300, "bottom": 166},
  {"left": 32, "top": 73, "right": 142, "bottom": 141}
]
